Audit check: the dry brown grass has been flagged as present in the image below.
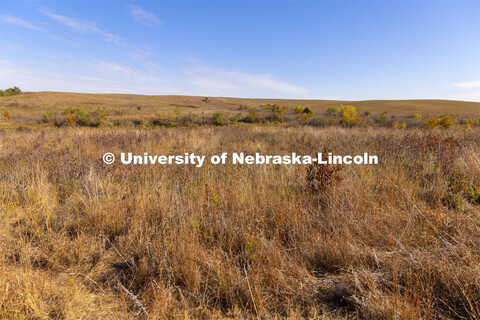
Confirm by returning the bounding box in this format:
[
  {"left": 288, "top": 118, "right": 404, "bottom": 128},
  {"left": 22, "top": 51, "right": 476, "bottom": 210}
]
[{"left": 1, "top": 124, "right": 480, "bottom": 319}]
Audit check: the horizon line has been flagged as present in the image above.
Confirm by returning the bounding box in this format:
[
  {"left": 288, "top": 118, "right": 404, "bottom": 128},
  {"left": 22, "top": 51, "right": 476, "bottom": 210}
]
[{"left": 10, "top": 90, "right": 480, "bottom": 104}]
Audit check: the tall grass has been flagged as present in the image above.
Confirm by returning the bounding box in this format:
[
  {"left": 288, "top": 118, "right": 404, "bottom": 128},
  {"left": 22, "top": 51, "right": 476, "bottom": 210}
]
[{"left": 1, "top": 126, "right": 479, "bottom": 319}]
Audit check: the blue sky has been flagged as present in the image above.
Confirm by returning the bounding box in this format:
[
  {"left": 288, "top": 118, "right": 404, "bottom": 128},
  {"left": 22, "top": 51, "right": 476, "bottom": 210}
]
[{"left": 1, "top": 0, "right": 479, "bottom": 101}]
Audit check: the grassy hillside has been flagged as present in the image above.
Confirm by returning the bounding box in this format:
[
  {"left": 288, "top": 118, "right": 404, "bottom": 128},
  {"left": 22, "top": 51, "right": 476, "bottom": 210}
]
[
  {"left": 1, "top": 91, "right": 479, "bottom": 114},
  {"left": 0, "top": 92, "right": 478, "bottom": 129}
]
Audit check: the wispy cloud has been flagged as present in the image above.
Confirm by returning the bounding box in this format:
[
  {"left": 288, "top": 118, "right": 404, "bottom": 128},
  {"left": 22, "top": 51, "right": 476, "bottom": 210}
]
[
  {"left": 183, "top": 63, "right": 308, "bottom": 98},
  {"left": 91, "top": 60, "right": 135, "bottom": 75},
  {"left": 41, "top": 10, "right": 122, "bottom": 44},
  {"left": 40, "top": 9, "right": 158, "bottom": 66},
  {"left": 0, "top": 14, "right": 41, "bottom": 31},
  {"left": 0, "top": 59, "right": 182, "bottom": 95},
  {"left": 452, "top": 80, "right": 480, "bottom": 89},
  {"left": 128, "top": 5, "right": 162, "bottom": 27},
  {"left": 88, "top": 60, "right": 163, "bottom": 82}
]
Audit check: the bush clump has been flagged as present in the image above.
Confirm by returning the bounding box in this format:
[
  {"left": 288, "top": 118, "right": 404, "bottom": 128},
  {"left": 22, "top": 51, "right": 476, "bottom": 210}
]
[
  {"left": 393, "top": 121, "right": 406, "bottom": 129},
  {"left": 0, "top": 86, "right": 22, "bottom": 97},
  {"left": 327, "top": 105, "right": 361, "bottom": 127},
  {"left": 42, "top": 111, "right": 54, "bottom": 123},
  {"left": 47, "top": 106, "right": 108, "bottom": 127},
  {"left": 306, "top": 148, "right": 343, "bottom": 193},
  {"left": 64, "top": 107, "right": 91, "bottom": 125},
  {"left": 213, "top": 112, "right": 224, "bottom": 126},
  {"left": 303, "top": 107, "right": 313, "bottom": 115},
  {"left": 373, "top": 112, "right": 387, "bottom": 125},
  {"left": 294, "top": 105, "right": 305, "bottom": 113},
  {"left": 151, "top": 115, "right": 178, "bottom": 128},
  {"left": 438, "top": 115, "right": 455, "bottom": 129},
  {"left": 242, "top": 110, "right": 259, "bottom": 123},
  {"left": 460, "top": 117, "right": 480, "bottom": 129},
  {"left": 425, "top": 117, "right": 438, "bottom": 129},
  {"left": 271, "top": 104, "right": 287, "bottom": 121},
  {"left": 230, "top": 113, "right": 242, "bottom": 124}
]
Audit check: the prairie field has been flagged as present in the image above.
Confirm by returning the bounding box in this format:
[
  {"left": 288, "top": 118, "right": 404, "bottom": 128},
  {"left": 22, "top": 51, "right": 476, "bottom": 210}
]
[
  {"left": 1, "top": 93, "right": 480, "bottom": 319},
  {"left": 1, "top": 92, "right": 479, "bottom": 130}
]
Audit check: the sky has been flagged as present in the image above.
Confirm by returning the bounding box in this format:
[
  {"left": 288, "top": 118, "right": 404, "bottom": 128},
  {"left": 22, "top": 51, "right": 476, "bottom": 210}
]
[{"left": 0, "top": 0, "right": 479, "bottom": 101}]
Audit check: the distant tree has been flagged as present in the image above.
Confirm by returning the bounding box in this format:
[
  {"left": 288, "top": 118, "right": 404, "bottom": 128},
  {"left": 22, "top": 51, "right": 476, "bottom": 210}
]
[
  {"left": 12, "top": 86, "right": 22, "bottom": 94},
  {"left": 0, "top": 86, "right": 22, "bottom": 96},
  {"left": 303, "top": 107, "right": 313, "bottom": 115}
]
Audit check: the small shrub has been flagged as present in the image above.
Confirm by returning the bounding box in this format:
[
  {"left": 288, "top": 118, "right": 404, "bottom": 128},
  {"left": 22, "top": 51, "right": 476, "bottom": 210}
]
[
  {"left": 467, "top": 185, "right": 480, "bottom": 205},
  {"left": 61, "top": 106, "right": 107, "bottom": 127},
  {"left": 64, "top": 107, "right": 90, "bottom": 125},
  {"left": 393, "top": 121, "right": 406, "bottom": 129},
  {"left": 425, "top": 117, "right": 438, "bottom": 129},
  {"left": 446, "top": 175, "right": 480, "bottom": 207},
  {"left": 89, "top": 107, "right": 107, "bottom": 127},
  {"left": 213, "top": 112, "right": 224, "bottom": 126},
  {"left": 460, "top": 118, "right": 470, "bottom": 127},
  {"left": 303, "top": 107, "right": 313, "bottom": 115},
  {"left": 364, "top": 111, "right": 371, "bottom": 116},
  {"left": 306, "top": 162, "right": 342, "bottom": 193},
  {"left": 342, "top": 105, "right": 357, "bottom": 125},
  {"left": 461, "top": 117, "right": 480, "bottom": 129},
  {"left": 247, "top": 110, "right": 258, "bottom": 123},
  {"left": 325, "top": 105, "right": 360, "bottom": 126},
  {"left": 339, "top": 105, "right": 360, "bottom": 126},
  {"left": 412, "top": 113, "right": 422, "bottom": 119},
  {"left": 294, "top": 105, "right": 305, "bottom": 113},
  {"left": 374, "top": 112, "right": 387, "bottom": 125},
  {"left": 306, "top": 148, "right": 342, "bottom": 193},
  {"left": 438, "top": 115, "right": 455, "bottom": 129},
  {"left": 43, "top": 111, "right": 54, "bottom": 123},
  {"left": 66, "top": 116, "right": 75, "bottom": 126},
  {"left": 270, "top": 104, "right": 287, "bottom": 121},
  {"left": 230, "top": 113, "right": 242, "bottom": 124}
]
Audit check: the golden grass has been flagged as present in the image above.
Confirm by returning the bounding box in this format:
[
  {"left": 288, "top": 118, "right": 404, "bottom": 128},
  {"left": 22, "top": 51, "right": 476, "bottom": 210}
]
[{"left": 1, "top": 125, "right": 480, "bottom": 319}]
